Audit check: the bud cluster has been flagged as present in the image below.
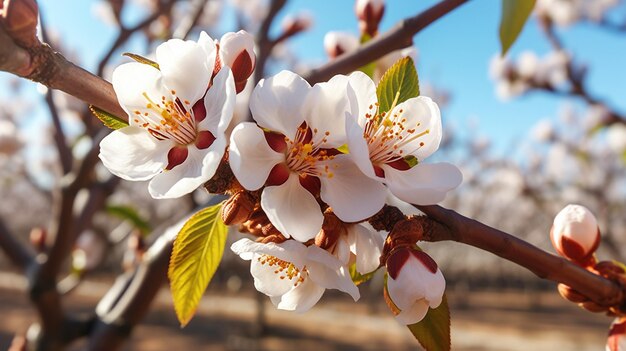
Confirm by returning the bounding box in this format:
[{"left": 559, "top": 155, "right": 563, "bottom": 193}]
[{"left": 0, "top": 0, "right": 40, "bottom": 48}]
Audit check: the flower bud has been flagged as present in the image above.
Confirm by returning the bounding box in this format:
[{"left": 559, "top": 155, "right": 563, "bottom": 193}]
[
  {"left": 355, "top": 0, "right": 384, "bottom": 37},
  {"left": 29, "top": 227, "right": 46, "bottom": 253},
  {"left": 1, "top": 0, "right": 39, "bottom": 48},
  {"left": 218, "top": 30, "right": 256, "bottom": 93},
  {"left": 323, "top": 31, "right": 359, "bottom": 59},
  {"left": 385, "top": 247, "right": 445, "bottom": 324},
  {"left": 608, "top": 318, "right": 626, "bottom": 351},
  {"left": 280, "top": 12, "right": 313, "bottom": 38},
  {"left": 221, "top": 190, "right": 255, "bottom": 225},
  {"left": 550, "top": 204, "right": 600, "bottom": 264}
]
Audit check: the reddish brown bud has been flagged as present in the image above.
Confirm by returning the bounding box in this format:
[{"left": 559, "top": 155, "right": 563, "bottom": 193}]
[
  {"left": 557, "top": 283, "right": 588, "bottom": 303},
  {"left": 29, "top": 227, "right": 46, "bottom": 253},
  {"left": 315, "top": 211, "right": 345, "bottom": 250},
  {"left": 1, "top": 0, "right": 40, "bottom": 48},
  {"left": 355, "top": 0, "right": 384, "bottom": 37},
  {"left": 221, "top": 191, "right": 255, "bottom": 225},
  {"left": 258, "top": 233, "right": 287, "bottom": 244}
]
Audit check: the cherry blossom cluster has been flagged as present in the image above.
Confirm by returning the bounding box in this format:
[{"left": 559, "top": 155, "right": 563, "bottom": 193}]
[
  {"left": 535, "top": 0, "right": 620, "bottom": 27},
  {"left": 98, "top": 26, "right": 461, "bottom": 324}
]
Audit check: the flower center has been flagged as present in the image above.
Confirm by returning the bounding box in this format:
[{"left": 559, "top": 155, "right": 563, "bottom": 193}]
[
  {"left": 132, "top": 90, "right": 200, "bottom": 145},
  {"left": 284, "top": 124, "right": 336, "bottom": 179},
  {"left": 257, "top": 254, "right": 307, "bottom": 287},
  {"left": 363, "top": 102, "right": 429, "bottom": 171}
]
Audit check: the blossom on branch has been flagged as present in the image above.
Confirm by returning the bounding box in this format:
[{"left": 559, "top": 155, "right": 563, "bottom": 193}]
[
  {"left": 216, "top": 30, "right": 256, "bottom": 93},
  {"left": 229, "top": 70, "right": 387, "bottom": 242},
  {"left": 99, "top": 32, "right": 236, "bottom": 199},
  {"left": 550, "top": 204, "right": 600, "bottom": 265},
  {"left": 231, "top": 238, "right": 359, "bottom": 313},
  {"left": 345, "top": 72, "right": 462, "bottom": 205},
  {"left": 386, "top": 247, "right": 445, "bottom": 325}
]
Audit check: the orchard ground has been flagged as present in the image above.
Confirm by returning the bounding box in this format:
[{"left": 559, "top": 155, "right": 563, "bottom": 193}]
[{"left": 0, "top": 270, "right": 609, "bottom": 351}]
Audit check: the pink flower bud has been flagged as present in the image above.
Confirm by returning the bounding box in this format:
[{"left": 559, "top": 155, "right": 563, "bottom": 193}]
[
  {"left": 218, "top": 30, "right": 256, "bottom": 93},
  {"left": 608, "top": 318, "right": 626, "bottom": 351},
  {"left": 1, "top": 0, "right": 39, "bottom": 48},
  {"left": 280, "top": 12, "right": 313, "bottom": 38},
  {"left": 323, "top": 31, "right": 359, "bottom": 59},
  {"left": 385, "top": 247, "right": 445, "bottom": 325},
  {"left": 355, "top": 0, "right": 384, "bottom": 37},
  {"left": 550, "top": 204, "right": 600, "bottom": 264}
]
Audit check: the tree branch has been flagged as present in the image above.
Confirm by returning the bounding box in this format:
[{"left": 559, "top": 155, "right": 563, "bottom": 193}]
[
  {"left": 416, "top": 204, "right": 623, "bottom": 307},
  {"left": 303, "top": 0, "right": 469, "bottom": 84},
  {"left": 0, "top": 217, "right": 33, "bottom": 270}
]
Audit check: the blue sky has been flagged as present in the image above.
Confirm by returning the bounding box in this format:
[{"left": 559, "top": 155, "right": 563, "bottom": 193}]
[{"left": 3, "top": 0, "right": 626, "bottom": 155}]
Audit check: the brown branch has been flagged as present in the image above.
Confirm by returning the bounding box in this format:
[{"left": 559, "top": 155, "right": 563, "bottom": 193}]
[
  {"left": 416, "top": 204, "right": 623, "bottom": 307},
  {"left": 173, "top": 0, "right": 209, "bottom": 40},
  {"left": 303, "top": 0, "right": 469, "bottom": 84},
  {"left": 44, "top": 90, "right": 73, "bottom": 174},
  {"left": 252, "top": 0, "right": 288, "bottom": 84}
]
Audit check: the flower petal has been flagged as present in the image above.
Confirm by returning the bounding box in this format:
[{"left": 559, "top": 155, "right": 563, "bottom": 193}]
[
  {"left": 347, "top": 71, "right": 378, "bottom": 127},
  {"left": 347, "top": 224, "right": 383, "bottom": 274},
  {"left": 250, "top": 253, "right": 300, "bottom": 297},
  {"left": 199, "top": 68, "right": 236, "bottom": 134},
  {"left": 112, "top": 62, "right": 168, "bottom": 121},
  {"left": 391, "top": 96, "right": 442, "bottom": 161},
  {"left": 99, "top": 126, "right": 172, "bottom": 181},
  {"left": 148, "top": 138, "right": 226, "bottom": 199},
  {"left": 320, "top": 154, "right": 386, "bottom": 222},
  {"left": 302, "top": 74, "right": 350, "bottom": 147},
  {"left": 346, "top": 115, "right": 380, "bottom": 180},
  {"left": 306, "top": 248, "right": 360, "bottom": 301},
  {"left": 384, "top": 162, "right": 462, "bottom": 205},
  {"left": 231, "top": 238, "right": 307, "bottom": 267},
  {"left": 261, "top": 173, "right": 323, "bottom": 242},
  {"left": 272, "top": 277, "right": 325, "bottom": 313},
  {"left": 156, "top": 34, "right": 216, "bottom": 104},
  {"left": 229, "top": 122, "right": 285, "bottom": 190},
  {"left": 250, "top": 70, "right": 310, "bottom": 138},
  {"left": 395, "top": 299, "right": 430, "bottom": 325}
]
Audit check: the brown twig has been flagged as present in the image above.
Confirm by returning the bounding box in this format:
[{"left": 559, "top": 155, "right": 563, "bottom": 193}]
[
  {"left": 416, "top": 204, "right": 623, "bottom": 307},
  {"left": 0, "top": 217, "right": 33, "bottom": 270},
  {"left": 173, "top": 0, "right": 209, "bottom": 40},
  {"left": 303, "top": 0, "right": 469, "bottom": 84},
  {"left": 252, "top": 0, "right": 288, "bottom": 85}
]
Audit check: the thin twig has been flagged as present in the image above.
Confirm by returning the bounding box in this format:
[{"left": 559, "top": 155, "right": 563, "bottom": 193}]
[
  {"left": 303, "top": 0, "right": 469, "bottom": 84},
  {"left": 173, "top": 0, "right": 209, "bottom": 40},
  {"left": 0, "top": 217, "right": 33, "bottom": 270}
]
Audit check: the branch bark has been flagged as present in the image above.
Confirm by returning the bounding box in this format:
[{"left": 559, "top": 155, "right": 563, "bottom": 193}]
[
  {"left": 416, "top": 204, "right": 623, "bottom": 307},
  {"left": 303, "top": 0, "right": 469, "bottom": 84}
]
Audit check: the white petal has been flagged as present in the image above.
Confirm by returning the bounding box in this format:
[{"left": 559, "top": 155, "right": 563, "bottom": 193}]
[
  {"left": 395, "top": 299, "right": 430, "bottom": 325},
  {"left": 148, "top": 138, "right": 226, "bottom": 199},
  {"left": 112, "top": 62, "right": 168, "bottom": 120},
  {"left": 250, "top": 253, "right": 299, "bottom": 297},
  {"left": 199, "top": 68, "right": 236, "bottom": 134},
  {"left": 250, "top": 70, "right": 310, "bottom": 138},
  {"left": 229, "top": 123, "right": 284, "bottom": 190},
  {"left": 302, "top": 74, "right": 350, "bottom": 147},
  {"left": 391, "top": 96, "right": 442, "bottom": 161},
  {"left": 388, "top": 256, "right": 445, "bottom": 310},
  {"left": 99, "top": 126, "right": 172, "bottom": 181},
  {"left": 333, "top": 236, "right": 351, "bottom": 265},
  {"left": 384, "top": 162, "right": 462, "bottom": 205},
  {"left": 345, "top": 115, "right": 380, "bottom": 180},
  {"left": 347, "top": 71, "right": 378, "bottom": 127},
  {"left": 307, "top": 260, "right": 360, "bottom": 301},
  {"left": 156, "top": 36, "right": 215, "bottom": 104},
  {"left": 273, "top": 277, "right": 325, "bottom": 313},
  {"left": 347, "top": 224, "right": 383, "bottom": 274},
  {"left": 230, "top": 238, "right": 307, "bottom": 267},
  {"left": 219, "top": 30, "right": 255, "bottom": 68},
  {"left": 320, "top": 154, "right": 386, "bottom": 222},
  {"left": 261, "top": 173, "right": 323, "bottom": 242}
]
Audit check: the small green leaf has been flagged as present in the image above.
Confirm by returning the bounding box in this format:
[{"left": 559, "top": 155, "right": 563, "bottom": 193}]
[
  {"left": 89, "top": 105, "right": 129, "bottom": 130},
  {"left": 168, "top": 203, "right": 228, "bottom": 327},
  {"left": 105, "top": 204, "right": 151, "bottom": 236},
  {"left": 349, "top": 263, "right": 378, "bottom": 285},
  {"left": 376, "top": 57, "right": 420, "bottom": 114},
  {"left": 612, "top": 260, "right": 626, "bottom": 272},
  {"left": 499, "top": 0, "right": 536, "bottom": 55},
  {"left": 123, "top": 52, "right": 160, "bottom": 70},
  {"left": 408, "top": 295, "right": 451, "bottom": 351},
  {"left": 336, "top": 144, "right": 350, "bottom": 154},
  {"left": 404, "top": 155, "right": 418, "bottom": 168}
]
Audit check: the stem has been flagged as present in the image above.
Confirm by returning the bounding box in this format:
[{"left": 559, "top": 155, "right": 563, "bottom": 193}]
[
  {"left": 303, "top": 0, "right": 469, "bottom": 84},
  {"left": 416, "top": 205, "right": 623, "bottom": 307}
]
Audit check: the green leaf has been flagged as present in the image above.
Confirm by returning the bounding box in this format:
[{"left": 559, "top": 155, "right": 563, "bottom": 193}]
[
  {"left": 168, "top": 203, "right": 228, "bottom": 327},
  {"left": 123, "top": 52, "right": 160, "bottom": 70},
  {"left": 358, "top": 33, "right": 377, "bottom": 78},
  {"left": 404, "top": 155, "right": 418, "bottom": 168},
  {"left": 349, "top": 263, "right": 378, "bottom": 285},
  {"left": 499, "top": 0, "right": 536, "bottom": 55},
  {"left": 376, "top": 57, "right": 420, "bottom": 114},
  {"left": 89, "top": 105, "right": 129, "bottom": 130},
  {"left": 336, "top": 143, "right": 350, "bottom": 154},
  {"left": 105, "top": 204, "right": 151, "bottom": 236},
  {"left": 408, "top": 295, "right": 451, "bottom": 351}
]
